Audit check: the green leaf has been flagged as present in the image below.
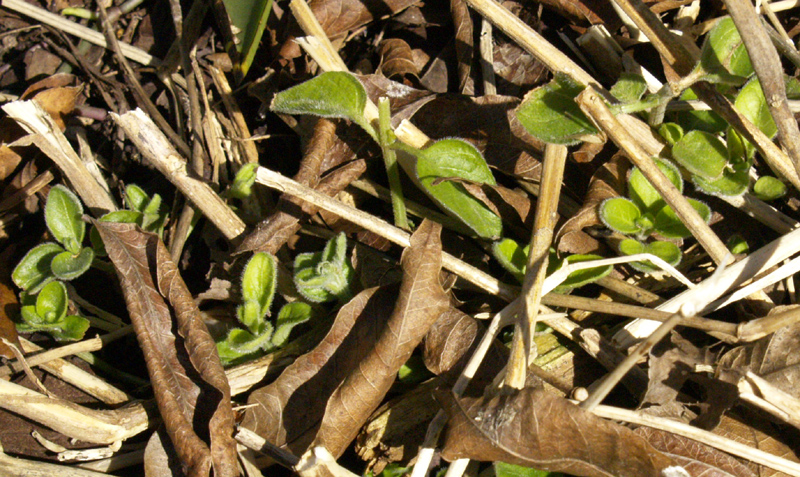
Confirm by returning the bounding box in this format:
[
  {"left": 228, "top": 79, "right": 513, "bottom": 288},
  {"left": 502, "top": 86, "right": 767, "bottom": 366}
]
[
  {"left": 653, "top": 198, "right": 711, "bottom": 239},
  {"left": 45, "top": 185, "right": 85, "bottom": 254},
  {"left": 726, "top": 126, "right": 752, "bottom": 162},
  {"left": 672, "top": 130, "right": 729, "bottom": 180},
  {"left": 699, "top": 17, "right": 753, "bottom": 78},
  {"left": 598, "top": 198, "right": 642, "bottom": 235},
  {"left": 619, "top": 239, "right": 682, "bottom": 273},
  {"left": 547, "top": 253, "right": 613, "bottom": 292},
  {"left": 693, "top": 165, "right": 749, "bottom": 197},
  {"left": 735, "top": 77, "right": 776, "bottom": 140},
  {"left": 610, "top": 73, "right": 647, "bottom": 103},
  {"left": 495, "top": 462, "right": 564, "bottom": 477},
  {"left": 50, "top": 315, "right": 90, "bottom": 341},
  {"left": 230, "top": 163, "right": 258, "bottom": 199},
  {"left": 51, "top": 247, "right": 94, "bottom": 281},
  {"left": 515, "top": 73, "right": 598, "bottom": 145},
  {"left": 293, "top": 233, "right": 355, "bottom": 303},
  {"left": 727, "top": 234, "right": 749, "bottom": 254},
  {"left": 627, "top": 158, "right": 682, "bottom": 215},
  {"left": 669, "top": 88, "right": 728, "bottom": 133},
  {"left": 414, "top": 139, "right": 502, "bottom": 239},
  {"left": 753, "top": 176, "right": 787, "bottom": 201},
  {"left": 12, "top": 243, "right": 63, "bottom": 292},
  {"left": 657, "top": 122, "right": 684, "bottom": 146},
  {"left": 218, "top": 0, "right": 273, "bottom": 78},
  {"left": 100, "top": 210, "right": 143, "bottom": 225},
  {"left": 397, "top": 354, "right": 432, "bottom": 384},
  {"left": 238, "top": 252, "right": 277, "bottom": 334},
  {"left": 271, "top": 72, "right": 374, "bottom": 137},
  {"left": 272, "top": 301, "right": 313, "bottom": 347},
  {"left": 216, "top": 323, "right": 275, "bottom": 365},
  {"left": 491, "top": 238, "right": 529, "bottom": 283},
  {"left": 124, "top": 184, "right": 149, "bottom": 212},
  {"left": 35, "top": 281, "right": 68, "bottom": 324}
]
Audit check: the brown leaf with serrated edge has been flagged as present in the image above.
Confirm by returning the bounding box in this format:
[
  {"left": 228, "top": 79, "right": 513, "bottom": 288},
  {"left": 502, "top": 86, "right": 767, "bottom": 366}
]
[
  {"left": 94, "top": 222, "right": 237, "bottom": 477},
  {"left": 438, "top": 387, "right": 676, "bottom": 477},
  {"left": 313, "top": 220, "right": 450, "bottom": 455},
  {"left": 242, "top": 220, "right": 449, "bottom": 458},
  {"left": 378, "top": 39, "right": 420, "bottom": 79},
  {"left": 635, "top": 427, "right": 756, "bottom": 477},
  {"left": 556, "top": 153, "right": 628, "bottom": 249}
]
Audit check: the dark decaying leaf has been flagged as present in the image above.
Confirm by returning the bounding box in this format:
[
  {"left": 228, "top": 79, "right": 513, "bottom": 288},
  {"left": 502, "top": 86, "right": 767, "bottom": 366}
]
[
  {"left": 94, "top": 222, "right": 237, "bottom": 477},
  {"left": 308, "top": 0, "right": 419, "bottom": 40},
  {"left": 634, "top": 427, "right": 757, "bottom": 477},
  {"left": 378, "top": 39, "right": 420, "bottom": 78},
  {"left": 423, "top": 307, "right": 479, "bottom": 376},
  {"left": 243, "top": 220, "right": 449, "bottom": 458},
  {"left": 438, "top": 387, "right": 676, "bottom": 477},
  {"left": 0, "top": 245, "right": 22, "bottom": 359}
]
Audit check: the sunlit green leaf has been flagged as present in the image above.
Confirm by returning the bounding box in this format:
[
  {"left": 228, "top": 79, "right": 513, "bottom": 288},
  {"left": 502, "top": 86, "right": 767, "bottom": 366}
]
[
  {"left": 698, "top": 17, "right": 753, "bottom": 78},
  {"left": 515, "top": 73, "right": 598, "bottom": 145},
  {"left": 50, "top": 247, "right": 94, "bottom": 281},
  {"left": 413, "top": 139, "right": 502, "bottom": 239},
  {"left": 693, "top": 165, "right": 749, "bottom": 197},
  {"left": 271, "top": 71, "right": 374, "bottom": 137},
  {"left": 735, "top": 77, "right": 776, "bottom": 140},
  {"left": 124, "top": 184, "right": 149, "bottom": 212},
  {"left": 657, "top": 122, "right": 684, "bottom": 146},
  {"left": 238, "top": 252, "right": 277, "bottom": 334},
  {"left": 491, "top": 238, "right": 529, "bottom": 283},
  {"left": 753, "top": 176, "right": 787, "bottom": 201},
  {"left": 627, "top": 158, "right": 682, "bottom": 215},
  {"left": 727, "top": 234, "right": 749, "bottom": 254},
  {"left": 672, "top": 130, "right": 729, "bottom": 180},
  {"left": 619, "top": 239, "right": 682, "bottom": 273},
  {"left": 547, "top": 253, "right": 613, "bottom": 292},
  {"left": 35, "top": 281, "right": 68, "bottom": 324},
  {"left": 294, "top": 233, "right": 354, "bottom": 303},
  {"left": 598, "top": 197, "right": 642, "bottom": 235},
  {"left": 45, "top": 185, "right": 85, "bottom": 255},
  {"left": 272, "top": 301, "right": 312, "bottom": 347},
  {"left": 611, "top": 73, "right": 648, "bottom": 103},
  {"left": 12, "top": 242, "right": 63, "bottom": 292},
  {"left": 230, "top": 163, "right": 258, "bottom": 199},
  {"left": 653, "top": 198, "right": 711, "bottom": 239},
  {"left": 669, "top": 88, "right": 728, "bottom": 133},
  {"left": 495, "top": 461, "right": 564, "bottom": 477}
]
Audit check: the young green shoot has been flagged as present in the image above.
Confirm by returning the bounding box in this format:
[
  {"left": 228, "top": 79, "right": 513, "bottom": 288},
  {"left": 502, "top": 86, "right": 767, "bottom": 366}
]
[{"left": 378, "top": 97, "right": 410, "bottom": 230}]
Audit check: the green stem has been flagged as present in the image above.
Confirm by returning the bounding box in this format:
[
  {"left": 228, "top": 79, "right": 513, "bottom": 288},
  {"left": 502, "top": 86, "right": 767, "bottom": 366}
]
[
  {"left": 378, "top": 97, "right": 410, "bottom": 230},
  {"left": 648, "top": 68, "right": 706, "bottom": 127}
]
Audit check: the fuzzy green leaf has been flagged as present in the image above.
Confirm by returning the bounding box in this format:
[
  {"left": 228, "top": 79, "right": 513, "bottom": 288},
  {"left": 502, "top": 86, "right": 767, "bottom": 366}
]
[
  {"left": 619, "top": 239, "right": 682, "bottom": 273},
  {"left": 271, "top": 72, "right": 374, "bottom": 136},
  {"left": 693, "top": 165, "right": 749, "bottom": 197},
  {"left": 727, "top": 234, "right": 749, "bottom": 254},
  {"left": 735, "top": 77, "right": 776, "bottom": 140},
  {"left": 272, "top": 301, "right": 313, "bottom": 348},
  {"left": 51, "top": 247, "right": 94, "bottom": 281},
  {"left": 294, "top": 233, "right": 354, "bottom": 303},
  {"left": 653, "top": 199, "right": 711, "bottom": 239},
  {"left": 672, "top": 130, "right": 729, "bottom": 180},
  {"left": 657, "top": 123, "right": 684, "bottom": 146},
  {"left": 515, "top": 73, "right": 598, "bottom": 145},
  {"left": 699, "top": 17, "right": 753, "bottom": 78},
  {"left": 35, "top": 281, "right": 68, "bottom": 324},
  {"left": 669, "top": 88, "right": 728, "bottom": 133},
  {"left": 414, "top": 139, "right": 502, "bottom": 239},
  {"left": 610, "top": 73, "right": 647, "bottom": 103},
  {"left": 753, "top": 176, "right": 787, "bottom": 201},
  {"left": 12, "top": 242, "right": 63, "bottom": 292},
  {"left": 491, "top": 238, "right": 528, "bottom": 283},
  {"left": 598, "top": 198, "right": 642, "bottom": 235},
  {"left": 238, "top": 252, "right": 277, "bottom": 334},
  {"left": 124, "top": 184, "right": 149, "bottom": 212},
  {"left": 547, "top": 253, "right": 613, "bottom": 292},
  {"left": 45, "top": 185, "right": 85, "bottom": 254},
  {"left": 216, "top": 322, "right": 275, "bottom": 365},
  {"left": 101, "top": 210, "right": 143, "bottom": 225},
  {"left": 51, "top": 315, "right": 90, "bottom": 341},
  {"left": 627, "top": 158, "right": 682, "bottom": 215},
  {"left": 230, "top": 163, "right": 258, "bottom": 199}
]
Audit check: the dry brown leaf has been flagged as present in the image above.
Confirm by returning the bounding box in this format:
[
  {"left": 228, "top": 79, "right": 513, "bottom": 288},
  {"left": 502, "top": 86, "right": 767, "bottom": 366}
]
[
  {"left": 492, "top": 41, "right": 549, "bottom": 96},
  {"left": 0, "top": 245, "right": 21, "bottom": 359},
  {"left": 450, "top": 0, "right": 472, "bottom": 92},
  {"left": 20, "top": 73, "right": 83, "bottom": 131},
  {"left": 713, "top": 414, "right": 800, "bottom": 477},
  {"left": 309, "top": 0, "right": 419, "bottom": 40},
  {"left": 438, "top": 387, "right": 676, "bottom": 477},
  {"left": 635, "top": 427, "right": 757, "bottom": 477},
  {"left": 313, "top": 220, "right": 450, "bottom": 455},
  {"left": 243, "top": 220, "right": 449, "bottom": 458},
  {"left": 378, "top": 39, "right": 420, "bottom": 79},
  {"left": 423, "top": 307, "right": 479, "bottom": 376},
  {"left": 94, "top": 222, "right": 237, "bottom": 477}
]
